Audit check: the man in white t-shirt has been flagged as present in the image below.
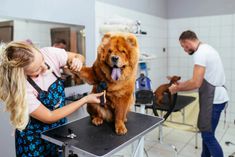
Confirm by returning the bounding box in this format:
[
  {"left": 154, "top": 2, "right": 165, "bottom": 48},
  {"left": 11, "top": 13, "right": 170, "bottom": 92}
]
[{"left": 169, "top": 30, "right": 228, "bottom": 157}]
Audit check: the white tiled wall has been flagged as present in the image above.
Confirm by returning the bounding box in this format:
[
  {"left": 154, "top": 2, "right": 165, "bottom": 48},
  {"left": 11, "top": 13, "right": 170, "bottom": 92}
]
[
  {"left": 168, "top": 14, "right": 235, "bottom": 123},
  {"left": 13, "top": 19, "right": 82, "bottom": 48},
  {"left": 95, "top": 1, "right": 168, "bottom": 90}
]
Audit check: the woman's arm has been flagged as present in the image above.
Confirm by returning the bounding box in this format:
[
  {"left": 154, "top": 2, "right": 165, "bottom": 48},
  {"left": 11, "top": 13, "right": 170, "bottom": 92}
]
[
  {"left": 30, "top": 92, "right": 104, "bottom": 124},
  {"left": 67, "top": 52, "right": 85, "bottom": 64}
]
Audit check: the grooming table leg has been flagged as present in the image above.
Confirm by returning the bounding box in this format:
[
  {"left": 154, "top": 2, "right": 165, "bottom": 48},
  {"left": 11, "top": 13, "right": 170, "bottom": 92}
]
[
  {"left": 158, "top": 123, "right": 178, "bottom": 157},
  {"left": 132, "top": 137, "right": 144, "bottom": 157},
  {"left": 182, "top": 108, "right": 185, "bottom": 123},
  {"left": 195, "top": 132, "right": 198, "bottom": 149},
  {"left": 62, "top": 144, "right": 69, "bottom": 157},
  {"left": 135, "top": 105, "right": 146, "bottom": 157}
]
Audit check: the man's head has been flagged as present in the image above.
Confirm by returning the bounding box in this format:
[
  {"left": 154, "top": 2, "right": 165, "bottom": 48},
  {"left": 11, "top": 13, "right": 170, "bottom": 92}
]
[
  {"left": 179, "top": 30, "right": 200, "bottom": 55},
  {"left": 52, "top": 39, "right": 67, "bottom": 49}
]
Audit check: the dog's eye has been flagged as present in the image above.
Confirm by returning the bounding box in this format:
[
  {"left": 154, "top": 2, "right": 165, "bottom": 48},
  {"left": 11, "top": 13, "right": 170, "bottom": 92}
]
[
  {"left": 108, "top": 49, "right": 112, "bottom": 53},
  {"left": 121, "top": 50, "right": 126, "bottom": 54}
]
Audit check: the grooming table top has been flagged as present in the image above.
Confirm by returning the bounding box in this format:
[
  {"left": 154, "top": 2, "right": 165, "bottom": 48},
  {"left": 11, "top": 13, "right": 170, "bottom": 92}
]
[
  {"left": 155, "top": 95, "right": 196, "bottom": 111},
  {"left": 41, "top": 112, "right": 163, "bottom": 157}
]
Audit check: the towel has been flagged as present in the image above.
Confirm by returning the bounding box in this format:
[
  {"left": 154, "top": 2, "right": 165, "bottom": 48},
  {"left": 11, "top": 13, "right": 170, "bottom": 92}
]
[{"left": 163, "top": 92, "right": 199, "bottom": 132}]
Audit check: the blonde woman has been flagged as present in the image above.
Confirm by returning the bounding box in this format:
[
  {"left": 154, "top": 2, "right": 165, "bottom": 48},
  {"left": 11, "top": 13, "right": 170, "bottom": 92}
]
[{"left": 0, "top": 41, "right": 104, "bottom": 156}]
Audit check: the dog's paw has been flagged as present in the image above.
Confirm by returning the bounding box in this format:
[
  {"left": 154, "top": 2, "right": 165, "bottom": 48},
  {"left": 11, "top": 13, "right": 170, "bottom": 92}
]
[
  {"left": 115, "top": 123, "right": 127, "bottom": 135},
  {"left": 92, "top": 117, "right": 103, "bottom": 126}
]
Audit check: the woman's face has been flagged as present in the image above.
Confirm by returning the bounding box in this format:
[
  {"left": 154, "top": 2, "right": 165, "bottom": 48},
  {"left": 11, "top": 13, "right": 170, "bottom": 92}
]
[{"left": 24, "top": 49, "right": 47, "bottom": 77}]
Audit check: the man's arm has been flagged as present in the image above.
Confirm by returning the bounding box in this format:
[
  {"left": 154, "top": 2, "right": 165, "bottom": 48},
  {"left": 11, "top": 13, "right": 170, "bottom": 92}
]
[{"left": 169, "top": 64, "right": 205, "bottom": 93}]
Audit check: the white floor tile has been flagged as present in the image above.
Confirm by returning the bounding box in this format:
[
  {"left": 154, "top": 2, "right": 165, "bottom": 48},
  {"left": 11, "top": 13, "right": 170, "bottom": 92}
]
[
  {"left": 147, "top": 143, "right": 178, "bottom": 157},
  {"left": 115, "top": 114, "right": 235, "bottom": 157},
  {"left": 220, "top": 126, "right": 235, "bottom": 156},
  {"left": 179, "top": 142, "right": 202, "bottom": 157}
]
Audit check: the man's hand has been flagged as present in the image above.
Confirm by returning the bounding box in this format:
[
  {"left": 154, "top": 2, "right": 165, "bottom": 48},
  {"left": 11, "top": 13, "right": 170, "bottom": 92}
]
[{"left": 169, "top": 83, "right": 179, "bottom": 94}]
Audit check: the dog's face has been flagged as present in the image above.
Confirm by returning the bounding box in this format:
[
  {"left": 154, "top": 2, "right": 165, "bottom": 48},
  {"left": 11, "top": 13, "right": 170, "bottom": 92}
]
[
  {"left": 97, "top": 32, "right": 139, "bottom": 81},
  {"left": 167, "top": 75, "right": 181, "bottom": 84}
]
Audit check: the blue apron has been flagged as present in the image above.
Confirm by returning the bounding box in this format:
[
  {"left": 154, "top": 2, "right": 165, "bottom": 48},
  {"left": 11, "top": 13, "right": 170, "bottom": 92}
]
[{"left": 15, "top": 64, "right": 67, "bottom": 157}]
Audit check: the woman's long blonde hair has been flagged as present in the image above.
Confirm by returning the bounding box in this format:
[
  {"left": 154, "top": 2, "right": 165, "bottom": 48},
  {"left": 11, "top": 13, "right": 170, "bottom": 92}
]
[{"left": 0, "top": 41, "right": 37, "bottom": 131}]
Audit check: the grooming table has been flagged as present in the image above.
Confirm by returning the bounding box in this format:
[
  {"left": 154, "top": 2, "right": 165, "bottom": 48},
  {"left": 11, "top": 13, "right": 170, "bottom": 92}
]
[
  {"left": 41, "top": 112, "right": 163, "bottom": 157},
  {"left": 156, "top": 95, "right": 196, "bottom": 111},
  {"left": 156, "top": 95, "right": 196, "bottom": 123},
  {"left": 157, "top": 93, "right": 199, "bottom": 149}
]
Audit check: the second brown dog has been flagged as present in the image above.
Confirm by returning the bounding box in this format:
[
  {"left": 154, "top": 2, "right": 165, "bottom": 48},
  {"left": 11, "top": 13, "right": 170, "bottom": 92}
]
[{"left": 154, "top": 76, "right": 181, "bottom": 105}]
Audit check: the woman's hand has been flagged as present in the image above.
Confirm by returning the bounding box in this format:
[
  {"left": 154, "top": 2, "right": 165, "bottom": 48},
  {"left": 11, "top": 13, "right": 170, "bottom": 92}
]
[
  {"left": 69, "top": 57, "right": 83, "bottom": 72},
  {"left": 83, "top": 92, "right": 105, "bottom": 104},
  {"left": 67, "top": 52, "right": 85, "bottom": 72}
]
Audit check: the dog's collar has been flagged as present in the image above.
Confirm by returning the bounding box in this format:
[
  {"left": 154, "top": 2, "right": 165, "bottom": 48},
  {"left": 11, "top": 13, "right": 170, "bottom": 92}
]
[{"left": 97, "top": 81, "right": 107, "bottom": 92}]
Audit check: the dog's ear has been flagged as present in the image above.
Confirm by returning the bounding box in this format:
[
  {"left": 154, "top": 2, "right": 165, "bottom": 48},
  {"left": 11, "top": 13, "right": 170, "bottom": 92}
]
[
  {"left": 102, "top": 32, "right": 111, "bottom": 44},
  {"left": 127, "top": 35, "right": 137, "bottom": 47},
  {"left": 166, "top": 76, "right": 172, "bottom": 80}
]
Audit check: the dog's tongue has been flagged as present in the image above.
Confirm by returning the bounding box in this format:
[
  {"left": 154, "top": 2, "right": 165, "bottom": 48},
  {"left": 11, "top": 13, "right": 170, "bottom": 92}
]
[{"left": 111, "top": 68, "right": 121, "bottom": 81}]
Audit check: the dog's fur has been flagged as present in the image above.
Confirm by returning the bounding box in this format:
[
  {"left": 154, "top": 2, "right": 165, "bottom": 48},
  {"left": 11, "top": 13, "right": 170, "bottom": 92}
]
[
  {"left": 154, "top": 76, "right": 181, "bottom": 105},
  {"left": 73, "top": 32, "right": 139, "bottom": 135}
]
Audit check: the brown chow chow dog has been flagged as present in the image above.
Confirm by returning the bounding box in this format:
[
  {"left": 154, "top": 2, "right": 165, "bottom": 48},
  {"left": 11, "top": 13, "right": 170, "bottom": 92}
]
[
  {"left": 154, "top": 76, "right": 181, "bottom": 105},
  {"left": 73, "top": 32, "right": 139, "bottom": 135}
]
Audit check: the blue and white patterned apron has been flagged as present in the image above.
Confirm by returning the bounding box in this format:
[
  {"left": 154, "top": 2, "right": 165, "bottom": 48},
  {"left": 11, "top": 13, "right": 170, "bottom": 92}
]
[{"left": 15, "top": 64, "right": 67, "bottom": 157}]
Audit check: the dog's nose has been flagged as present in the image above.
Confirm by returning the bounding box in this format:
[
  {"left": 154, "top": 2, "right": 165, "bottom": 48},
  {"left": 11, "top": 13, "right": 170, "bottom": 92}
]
[{"left": 111, "top": 56, "right": 119, "bottom": 63}]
